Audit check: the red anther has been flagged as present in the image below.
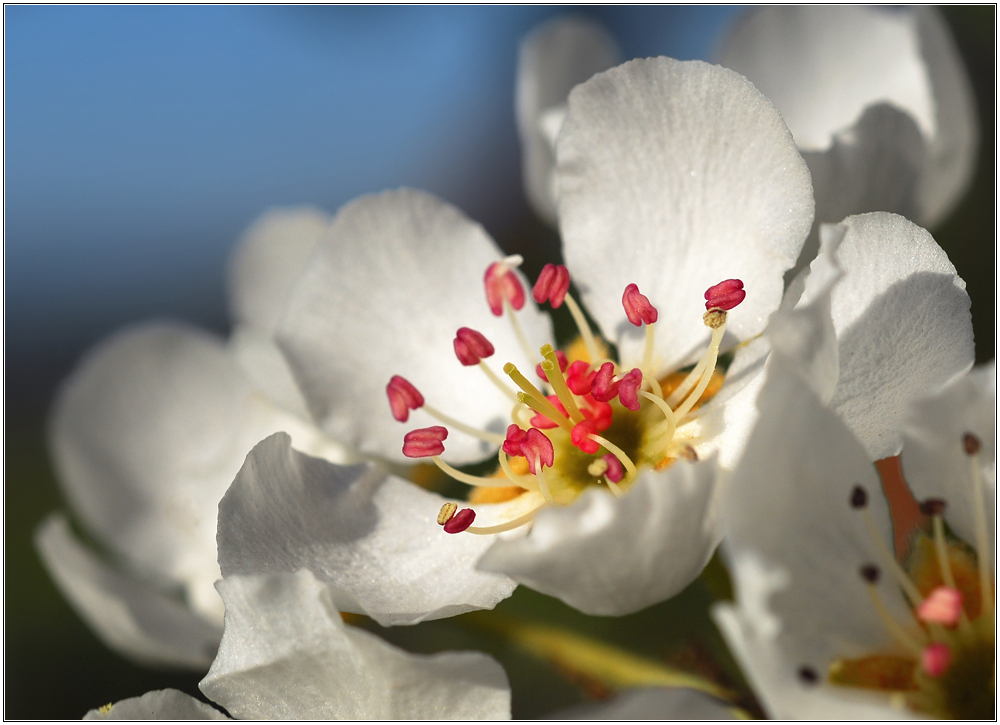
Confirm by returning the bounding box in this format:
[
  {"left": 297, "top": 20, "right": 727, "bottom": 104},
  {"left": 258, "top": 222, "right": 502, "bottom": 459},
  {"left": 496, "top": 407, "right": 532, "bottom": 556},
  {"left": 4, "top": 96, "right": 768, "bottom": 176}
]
[
  {"left": 571, "top": 420, "right": 600, "bottom": 454},
  {"left": 502, "top": 424, "right": 527, "bottom": 457},
  {"left": 535, "top": 350, "right": 568, "bottom": 382},
  {"left": 532, "top": 264, "right": 571, "bottom": 309},
  {"left": 454, "top": 327, "right": 495, "bottom": 366},
  {"left": 704, "top": 278, "right": 746, "bottom": 311},
  {"left": 386, "top": 375, "right": 425, "bottom": 423},
  {"left": 583, "top": 400, "right": 614, "bottom": 432},
  {"left": 617, "top": 368, "right": 643, "bottom": 411},
  {"left": 590, "top": 362, "right": 620, "bottom": 403},
  {"left": 916, "top": 587, "right": 964, "bottom": 627},
  {"left": 521, "top": 428, "right": 555, "bottom": 474},
  {"left": 565, "top": 360, "right": 595, "bottom": 395},
  {"left": 921, "top": 643, "right": 953, "bottom": 678},
  {"left": 402, "top": 426, "right": 448, "bottom": 458},
  {"left": 484, "top": 261, "right": 525, "bottom": 317},
  {"left": 622, "top": 283, "right": 658, "bottom": 326},
  {"left": 602, "top": 454, "right": 624, "bottom": 483},
  {"left": 443, "top": 508, "right": 476, "bottom": 534},
  {"left": 529, "top": 395, "right": 567, "bottom": 430}
]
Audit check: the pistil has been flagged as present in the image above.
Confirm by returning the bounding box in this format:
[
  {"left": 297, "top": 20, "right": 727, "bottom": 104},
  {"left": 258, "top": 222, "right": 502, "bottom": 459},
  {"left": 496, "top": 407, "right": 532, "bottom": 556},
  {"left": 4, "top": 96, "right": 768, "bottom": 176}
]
[{"left": 505, "top": 363, "right": 574, "bottom": 432}]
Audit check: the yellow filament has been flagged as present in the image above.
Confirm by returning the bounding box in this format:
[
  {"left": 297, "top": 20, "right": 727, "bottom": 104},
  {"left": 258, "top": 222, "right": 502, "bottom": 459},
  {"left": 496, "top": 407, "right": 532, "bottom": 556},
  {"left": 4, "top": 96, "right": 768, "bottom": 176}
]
[
  {"left": 497, "top": 449, "right": 540, "bottom": 493},
  {"left": 534, "top": 458, "right": 555, "bottom": 503},
  {"left": 865, "top": 584, "right": 925, "bottom": 656},
  {"left": 431, "top": 456, "right": 519, "bottom": 488},
  {"left": 564, "top": 294, "right": 602, "bottom": 365},
  {"left": 861, "top": 508, "right": 924, "bottom": 608},
  {"left": 932, "top": 515, "right": 972, "bottom": 632},
  {"left": 466, "top": 506, "right": 544, "bottom": 535},
  {"left": 505, "top": 363, "right": 573, "bottom": 432},
  {"left": 640, "top": 390, "right": 676, "bottom": 455},
  {"left": 968, "top": 452, "right": 994, "bottom": 617},
  {"left": 422, "top": 404, "right": 506, "bottom": 445},
  {"left": 665, "top": 355, "right": 710, "bottom": 408},
  {"left": 606, "top": 479, "right": 623, "bottom": 497},
  {"left": 504, "top": 297, "right": 538, "bottom": 369},
  {"left": 673, "top": 325, "right": 725, "bottom": 421},
  {"left": 540, "top": 344, "right": 583, "bottom": 423},
  {"left": 588, "top": 434, "right": 638, "bottom": 481},
  {"left": 477, "top": 361, "right": 519, "bottom": 403}
]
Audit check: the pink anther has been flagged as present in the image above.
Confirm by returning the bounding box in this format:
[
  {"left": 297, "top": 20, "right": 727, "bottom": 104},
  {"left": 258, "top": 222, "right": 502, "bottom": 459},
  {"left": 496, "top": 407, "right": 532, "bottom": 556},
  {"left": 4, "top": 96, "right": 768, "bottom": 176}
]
[
  {"left": 532, "top": 264, "right": 571, "bottom": 308},
  {"left": 920, "top": 642, "right": 953, "bottom": 678},
  {"left": 454, "top": 327, "right": 495, "bottom": 366},
  {"left": 602, "top": 454, "right": 624, "bottom": 483},
  {"left": 386, "top": 375, "right": 425, "bottom": 423},
  {"left": 590, "top": 362, "right": 620, "bottom": 403},
  {"left": 484, "top": 261, "right": 526, "bottom": 317},
  {"left": 704, "top": 278, "right": 746, "bottom": 311},
  {"left": 571, "top": 420, "right": 600, "bottom": 454},
  {"left": 617, "top": 368, "right": 643, "bottom": 411},
  {"left": 582, "top": 400, "right": 613, "bottom": 432},
  {"left": 565, "top": 360, "right": 595, "bottom": 395},
  {"left": 529, "top": 395, "right": 567, "bottom": 430},
  {"left": 536, "top": 350, "right": 568, "bottom": 382},
  {"left": 443, "top": 507, "right": 476, "bottom": 534},
  {"left": 916, "top": 586, "right": 964, "bottom": 627},
  {"left": 502, "top": 424, "right": 527, "bottom": 457},
  {"left": 521, "top": 428, "right": 555, "bottom": 474},
  {"left": 622, "top": 283, "right": 658, "bottom": 326},
  {"left": 402, "top": 426, "right": 448, "bottom": 458}
]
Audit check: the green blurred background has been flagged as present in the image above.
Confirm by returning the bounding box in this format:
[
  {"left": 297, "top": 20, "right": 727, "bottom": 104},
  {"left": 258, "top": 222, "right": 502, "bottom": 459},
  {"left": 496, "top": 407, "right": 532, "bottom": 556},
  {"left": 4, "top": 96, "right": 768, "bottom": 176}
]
[{"left": 5, "top": 6, "right": 994, "bottom": 719}]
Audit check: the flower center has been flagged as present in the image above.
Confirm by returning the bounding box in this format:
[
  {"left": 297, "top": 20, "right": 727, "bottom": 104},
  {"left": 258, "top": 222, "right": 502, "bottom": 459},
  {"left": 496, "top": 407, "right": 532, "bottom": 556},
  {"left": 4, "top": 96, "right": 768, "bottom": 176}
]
[
  {"left": 801, "top": 434, "right": 995, "bottom": 718},
  {"left": 387, "top": 257, "right": 744, "bottom": 536}
]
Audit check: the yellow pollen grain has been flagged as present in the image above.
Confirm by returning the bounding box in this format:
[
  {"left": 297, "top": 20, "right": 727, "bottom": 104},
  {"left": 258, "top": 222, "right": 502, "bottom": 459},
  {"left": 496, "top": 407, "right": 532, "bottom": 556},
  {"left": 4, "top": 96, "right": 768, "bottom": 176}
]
[{"left": 437, "top": 502, "right": 458, "bottom": 525}]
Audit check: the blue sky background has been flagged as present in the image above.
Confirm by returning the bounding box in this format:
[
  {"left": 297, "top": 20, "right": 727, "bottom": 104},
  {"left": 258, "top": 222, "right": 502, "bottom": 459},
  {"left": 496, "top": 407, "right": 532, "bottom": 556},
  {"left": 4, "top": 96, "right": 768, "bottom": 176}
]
[{"left": 6, "top": 6, "right": 740, "bottom": 370}]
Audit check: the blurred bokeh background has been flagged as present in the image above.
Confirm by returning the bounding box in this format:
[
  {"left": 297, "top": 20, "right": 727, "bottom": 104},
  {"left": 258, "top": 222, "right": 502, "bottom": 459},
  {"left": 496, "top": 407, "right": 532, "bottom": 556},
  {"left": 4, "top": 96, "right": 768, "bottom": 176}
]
[{"left": 5, "top": 6, "right": 994, "bottom": 718}]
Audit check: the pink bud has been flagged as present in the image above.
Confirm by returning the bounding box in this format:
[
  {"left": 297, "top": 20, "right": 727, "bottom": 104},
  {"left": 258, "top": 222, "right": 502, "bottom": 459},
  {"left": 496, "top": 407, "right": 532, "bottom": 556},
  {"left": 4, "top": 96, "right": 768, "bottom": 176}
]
[
  {"left": 522, "top": 429, "right": 555, "bottom": 474},
  {"left": 602, "top": 454, "right": 624, "bottom": 483},
  {"left": 402, "top": 426, "right": 448, "bottom": 458},
  {"left": 590, "top": 362, "right": 620, "bottom": 403},
  {"left": 704, "top": 279, "right": 746, "bottom": 311},
  {"left": 443, "top": 508, "right": 476, "bottom": 534},
  {"left": 571, "top": 420, "right": 600, "bottom": 454},
  {"left": 386, "top": 375, "right": 424, "bottom": 422},
  {"left": 532, "top": 264, "right": 571, "bottom": 308},
  {"left": 617, "top": 368, "right": 643, "bottom": 411},
  {"left": 921, "top": 642, "right": 953, "bottom": 678},
  {"left": 916, "top": 586, "right": 964, "bottom": 627},
  {"left": 484, "top": 261, "right": 525, "bottom": 316},
  {"left": 502, "top": 424, "right": 527, "bottom": 457},
  {"left": 454, "top": 327, "right": 495, "bottom": 366},
  {"left": 535, "top": 350, "right": 568, "bottom": 382},
  {"left": 622, "top": 283, "right": 658, "bottom": 326},
  {"left": 565, "top": 360, "right": 595, "bottom": 395}
]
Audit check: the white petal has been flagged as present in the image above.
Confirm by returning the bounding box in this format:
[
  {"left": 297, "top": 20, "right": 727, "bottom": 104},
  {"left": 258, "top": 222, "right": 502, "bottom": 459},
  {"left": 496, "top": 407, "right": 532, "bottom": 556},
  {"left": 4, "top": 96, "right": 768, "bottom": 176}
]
[
  {"left": 717, "top": 6, "right": 977, "bottom": 229},
  {"left": 799, "top": 212, "right": 973, "bottom": 460},
  {"left": 902, "top": 363, "right": 996, "bottom": 547},
  {"left": 552, "top": 687, "right": 737, "bottom": 720},
  {"left": 217, "top": 433, "right": 517, "bottom": 626},
  {"left": 516, "top": 16, "right": 621, "bottom": 224},
  {"left": 200, "top": 570, "right": 512, "bottom": 720},
  {"left": 477, "top": 457, "right": 720, "bottom": 616},
  {"left": 557, "top": 58, "right": 813, "bottom": 372},
  {"left": 277, "top": 189, "right": 553, "bottom": 464},
  {"left": 50, "top": 322, "right": 345, "bottom": 624},
  {"left": 720, "top": 362, "right": 912, "bottom": 716},
  {"left": 226, "top": 206, "right": 331, "bottom": 335},
  {"left": 227, "top": 323, "right": 311, "bottom": 421},
  {"left": 85, "top": 689, "right": 228, "bottom": 720},
  {"left": 36, "top": 515, "right": 221, "bottom": 670}
]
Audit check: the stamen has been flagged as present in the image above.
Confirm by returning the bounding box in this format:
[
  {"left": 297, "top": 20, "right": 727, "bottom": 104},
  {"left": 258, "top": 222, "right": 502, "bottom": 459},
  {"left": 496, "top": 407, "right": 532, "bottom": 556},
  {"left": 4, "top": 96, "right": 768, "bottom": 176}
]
[
  {"left": 920, "top": 643, "right": 953, "bottom": 678},
  {"left": 505, "top": 363, "right": 573, "bottom": 432},
  {"left": 421, "top": 404, "right": 506, "bottom": 446},
  {"left": 431, "top": 455, "right": 526, "bottom": 488},
  {"left": 497, "top": 448, "right": 540, "bottom": 493},
  {"left": 571, "top": 420, "right": 600, "bottom": 454},
  {"left": 529, "top": 395, "right": 566, "bottom": 429},
  {"left": 860, "top": 565, "right": 925, "bottom": 656},
  {"left": 673, "top": 323, "right": 726, "bottom": 421},
  {"left": 532, "top": 263, "right": 570, "bottom": 308},
  {"left": 437, "top": 502, "right": 458, "bottom": 525},
  {"left": 616, "top": 368, "right": 643, "bottom": 411},
  {"left": 797, "top": 666, "right": 819, "bottom": 685},
  {"left": 622, "top": 283, "right": 658, "bottom": 326},
  {"left": 453, "top": 327, "right": 495, "bottom": 366},
  {"left": 916, "top": 586, "right": 964, "bottom": 627},
  {"left": 588, "top": 433, "right": 638, "bottom": 481},
  {"left": 964, "top": 432, "right": 993, "bottom": 617},
  {"left": 505, "top": 296, "right": 539, "bottom": 369},
  {"left": 465, "top": 505, "right": 544, "bottom": 535},
  {"left": 535, "top": 350, "right": 568, "bottom": 382},
  {"left": 601, "top": 453, "right": 624, "bottom": 483},
  {"left": 484, "top": 256, "right": 525, "bottom": 317},
  {"left": 928, "top": 510, "right": 958, "bottom": 591},
  {"left": 402, "top": 426, "right": 448, "bottom": 458},
  {"left": 386, "top": 375, "right": 425, "bottom": 422},
  {"left": 704, "top": 278, "right": 746, "bottom": 311},
  {"left": 641, "top": 323, "right": 658, "bottom": 386},
  {"left": 854, "top": 489, "right": 924, "bottom": 607},
  {"left": 563, "top": 294, "right": 603, "bottom": 365},
  {"left": 540, "top": 344, "right": 584, "bottom": 423},
  {"left": 587, "top": 458, "right": 608, "bottom": 477},
  {"left": 590, "top": 362, "right": 620, "bottom": 403},
  {"left": 443, "top": 507, "right": 476, "bottom": 534},
  {"left": 520, "top": 428, "right": 555, "bottom": 475}
]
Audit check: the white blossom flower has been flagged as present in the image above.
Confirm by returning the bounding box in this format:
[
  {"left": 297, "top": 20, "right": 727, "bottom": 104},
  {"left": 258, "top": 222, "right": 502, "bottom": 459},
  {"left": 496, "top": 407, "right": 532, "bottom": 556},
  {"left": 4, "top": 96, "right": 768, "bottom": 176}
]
[
  {"left": 35, "top": 208, "right": 357, "bottom": 668},
  {"left": 219, "top": 55, "right": 817, "bottom": 621},
  {"left": 85, "top": 569, "right": 511, "bottom": 720},
  {"left": 713, "top": 215, "right": 990, "bottom": 718}
]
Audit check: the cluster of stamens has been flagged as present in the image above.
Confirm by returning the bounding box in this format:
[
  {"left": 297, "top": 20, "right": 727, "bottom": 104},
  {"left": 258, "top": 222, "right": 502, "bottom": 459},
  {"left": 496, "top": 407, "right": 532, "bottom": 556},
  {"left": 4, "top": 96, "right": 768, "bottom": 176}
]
[
  {"left": 800, "top": 432, "right": 994, "bottom": 718},
  {"left": 386, "top": 254, "right": 746, "bottom": 536}
]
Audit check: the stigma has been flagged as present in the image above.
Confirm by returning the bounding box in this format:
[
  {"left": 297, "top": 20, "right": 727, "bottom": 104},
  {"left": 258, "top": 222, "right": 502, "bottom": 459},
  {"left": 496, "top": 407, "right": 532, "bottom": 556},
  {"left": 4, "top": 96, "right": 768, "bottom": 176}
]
[{"left": 387, "top": 260, "right": 746, "bottom": 536}]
